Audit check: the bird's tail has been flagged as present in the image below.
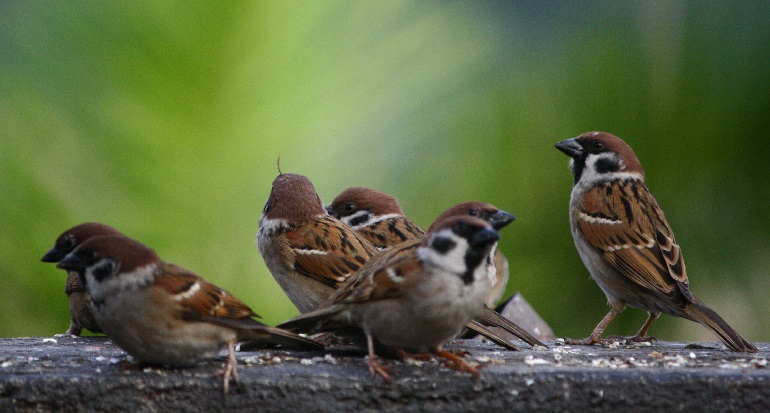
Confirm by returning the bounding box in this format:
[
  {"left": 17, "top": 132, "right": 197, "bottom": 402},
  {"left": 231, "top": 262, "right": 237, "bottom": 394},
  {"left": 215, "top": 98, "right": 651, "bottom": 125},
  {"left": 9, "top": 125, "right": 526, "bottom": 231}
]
[
  {"left": 685, "top": 300, "right": 757, "bottom": 353},
  {"left": 237, "top": 324, "right": 325, "bottom": 351},
  {"left": 276, "top": 306, "right": 345, "bottom": 334},
  {"left": 474, "top": 306, "right": 546, "bottom": 348}
]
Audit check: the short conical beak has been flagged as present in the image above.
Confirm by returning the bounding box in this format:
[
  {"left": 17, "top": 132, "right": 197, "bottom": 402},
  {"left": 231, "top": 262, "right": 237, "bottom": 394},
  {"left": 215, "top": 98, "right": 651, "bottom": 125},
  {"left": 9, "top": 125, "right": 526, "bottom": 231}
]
[
  {"left": 41, "top": 247, "right": 64, "bottom": 263},
  {"left": 56, "top": 253, "right": 85, "bottom": 271},
  {"left": 324, "top": 205, "right": 338, "bottom": 218},
  {"left": 471, "top": 228, "right": 500, "bottom": 248},
  {"left": 488, "top": 211, "right": 516, "bottom": 230},
  {"left": 555, "top": 138, "right": 583, "bottom": 158}
]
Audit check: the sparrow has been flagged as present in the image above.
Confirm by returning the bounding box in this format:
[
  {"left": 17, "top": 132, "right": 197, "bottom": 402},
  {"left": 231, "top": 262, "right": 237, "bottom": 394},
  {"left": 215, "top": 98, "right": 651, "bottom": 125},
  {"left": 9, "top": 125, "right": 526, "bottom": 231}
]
[
  {"left": 555, "top": 131, "right": 757, "bottom": 353},
  {"left": 55, "top": 235, "right": 324, "bottom": 393},
  {"left": 325, "top": 186, "right": 424, "bottom": 250},
  {"left": 41, "top": 222, "right": 126, "bottom": 335},
  {"left": 429, "top": 201, "right": 516, "bottom": 308},
  {"left": 280, "top": 216, "right": 501, "bottom": 383},
  {"left": 256, "top": 173, "right": 379, "bottom": 314},
  {"left": 327, "top": 188, "right": 544, "bottom": 348}
]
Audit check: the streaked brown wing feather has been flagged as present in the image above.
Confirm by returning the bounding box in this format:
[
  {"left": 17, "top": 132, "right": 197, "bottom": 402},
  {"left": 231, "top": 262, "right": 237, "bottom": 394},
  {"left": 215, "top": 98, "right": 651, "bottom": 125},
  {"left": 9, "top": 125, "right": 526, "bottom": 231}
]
[
  {"left": 358, "top": 217, "right": 425, "bottom": 249},
  {"left": 285, "top": 216, "right": 378, "bottom": 288},
  {"left": 331, "top": 239, "right": 422, "bottom": 304},
  {"left": 577, "top": 180, "right": 691, "bottom": 301},
  {"left": 154, "top": 263, "right": 258, "bottom": 322}
]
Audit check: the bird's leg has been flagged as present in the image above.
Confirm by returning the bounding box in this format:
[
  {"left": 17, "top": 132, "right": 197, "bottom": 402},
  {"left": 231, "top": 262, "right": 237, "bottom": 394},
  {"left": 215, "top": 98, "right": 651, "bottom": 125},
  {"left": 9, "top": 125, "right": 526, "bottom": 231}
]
[
  {"left": 432, "top": 348, "right": 480, "bottom": 378},
  {"left": 609, "top": 312, "right": 659, "bottom": 343},
  {"left": 65, "top": 321, "right": 82, "bottom": 336},
  {"left": 565, "top": 309, "right": 619, "bottom": 346},
  {"left": 366, "top": 334, "right": 392, "bottom": 384},
  {"left": 217, "top": 338, "right": 239, "bottom": 395}
]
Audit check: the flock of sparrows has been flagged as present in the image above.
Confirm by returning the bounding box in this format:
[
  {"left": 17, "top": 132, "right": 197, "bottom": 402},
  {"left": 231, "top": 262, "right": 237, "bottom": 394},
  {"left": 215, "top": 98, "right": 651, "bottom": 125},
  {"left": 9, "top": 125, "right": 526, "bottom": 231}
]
[{"left": 40, "top": 131, "right": 758, "bottom": 394}]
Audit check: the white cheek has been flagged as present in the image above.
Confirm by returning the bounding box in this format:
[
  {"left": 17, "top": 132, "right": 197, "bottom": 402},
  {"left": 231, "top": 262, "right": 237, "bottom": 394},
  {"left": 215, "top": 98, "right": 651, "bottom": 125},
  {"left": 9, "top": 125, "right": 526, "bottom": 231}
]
[
  {"left": 418, "top": 231, "right": 469, "bottom": 275},
  {"left": 578, "top": 154, "right": 642, "bottom": 188},
  {"left": 87, "top": 262, "right": 157, "bottom": 300}
]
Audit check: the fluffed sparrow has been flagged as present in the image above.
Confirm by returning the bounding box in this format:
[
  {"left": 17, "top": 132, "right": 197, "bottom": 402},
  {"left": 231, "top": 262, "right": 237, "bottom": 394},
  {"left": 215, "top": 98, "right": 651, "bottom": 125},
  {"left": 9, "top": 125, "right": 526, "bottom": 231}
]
[
  {"left": 325, "top": 186, "right": 424, "bottom": 250},
  {"left": 280, "top": 216, "right": 501, "bottom": 383},
  {"left": 555, "top": 131, "right": 757, "bottom": 352},
  {"left": 257, "top": 173, "right": 379, "bottom": 313},
  {"left": 41, "top": 222, "right": 125, "bottom": 335},
  {"left": 55, "top": 235, "right": 324, "bottom": 393}
]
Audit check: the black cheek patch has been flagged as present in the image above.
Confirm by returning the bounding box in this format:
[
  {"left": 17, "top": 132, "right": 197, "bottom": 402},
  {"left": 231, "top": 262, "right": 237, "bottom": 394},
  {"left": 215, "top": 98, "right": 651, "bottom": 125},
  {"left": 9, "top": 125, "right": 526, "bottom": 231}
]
[
  {"left": 92, "top": 261, "right": 115, "bottom": 282},
  {"left": 595, "top": 157, "right": 621, "bottom": 174},
  {"left": 432, "top": 237, "right": 456, "bottom": 255},
  {"left": 348, "top": 212, "right": 371, "bottom": 227}
]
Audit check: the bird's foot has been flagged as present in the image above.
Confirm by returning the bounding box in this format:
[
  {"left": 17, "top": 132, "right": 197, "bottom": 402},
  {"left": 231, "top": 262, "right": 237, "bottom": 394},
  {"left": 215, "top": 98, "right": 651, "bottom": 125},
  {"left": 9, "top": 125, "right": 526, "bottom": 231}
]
[
  {"left": 367, "top": 355, "right": 393, "bottom": 384},
  {"left": 433, "top": 349, "right": 480, "bottom": 378}
]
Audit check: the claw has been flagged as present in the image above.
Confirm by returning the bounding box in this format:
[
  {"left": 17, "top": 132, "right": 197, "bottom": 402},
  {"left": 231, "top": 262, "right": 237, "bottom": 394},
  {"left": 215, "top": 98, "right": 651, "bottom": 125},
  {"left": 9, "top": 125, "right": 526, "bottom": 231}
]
[{"left": 432, "top": 349, "right": 479, "bottom": 378}]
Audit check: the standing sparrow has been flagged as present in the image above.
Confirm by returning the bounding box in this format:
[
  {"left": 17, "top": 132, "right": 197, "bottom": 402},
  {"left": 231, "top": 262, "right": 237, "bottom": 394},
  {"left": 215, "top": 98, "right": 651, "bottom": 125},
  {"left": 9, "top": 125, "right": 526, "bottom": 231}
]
[
  {"left": 55, "top": 235, "right": 324, "bottom": 393},
  {"left": 41, "top": 222, "right": 126, "bottom": 335},
  {"left": 280, "top": 216, "right": 501, "bottom": 383},
  {"left": 327, "top": 188, "right": 544, "bottom": 348},
  {"left": 555, "top": 131, "right": 757, "bottom": 352},
  {"left": 325, "top": 186, "right": 424, "bottom": 250},
  {"left": 257, "top": 173, "right": 379, "bottom": 313}
]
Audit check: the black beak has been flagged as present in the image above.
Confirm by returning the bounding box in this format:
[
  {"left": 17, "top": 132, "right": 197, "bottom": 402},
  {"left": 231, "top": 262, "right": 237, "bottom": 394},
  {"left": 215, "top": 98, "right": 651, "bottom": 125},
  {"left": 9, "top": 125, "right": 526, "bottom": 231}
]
[
  {"left": 41, "top": 247, "right": 65, "bottom": 263},
  {"left": 555, "top": 138, "right": 583, "bottom": 158},
  {"left": 324, "top": 205, "right": 338, "bottom": 218},
  {"left": 488, "top": 210, "right": 516, "bottom": 230},
  {"left": 56, "top": 253, "right": 85, "bottom": 272},
  {"left": 470, "top": 228, "right": 500, "bottom": 248}
]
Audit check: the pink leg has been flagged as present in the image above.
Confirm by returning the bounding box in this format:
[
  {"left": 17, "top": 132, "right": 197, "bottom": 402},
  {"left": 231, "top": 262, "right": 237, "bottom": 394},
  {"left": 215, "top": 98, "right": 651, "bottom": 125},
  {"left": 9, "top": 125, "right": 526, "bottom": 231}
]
[
  {"left": 366, "top": 334, "right": 392, "bottom": 384},
  {"left": 565, "top": 309, "right": 619, "bottom": 346}
]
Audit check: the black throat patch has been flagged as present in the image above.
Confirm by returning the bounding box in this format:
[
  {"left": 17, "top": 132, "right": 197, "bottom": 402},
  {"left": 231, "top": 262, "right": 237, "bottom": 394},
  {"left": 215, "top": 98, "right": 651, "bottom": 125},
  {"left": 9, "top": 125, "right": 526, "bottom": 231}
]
[{"left": 461, "top": 250, "right": 487, "bottom": 285}]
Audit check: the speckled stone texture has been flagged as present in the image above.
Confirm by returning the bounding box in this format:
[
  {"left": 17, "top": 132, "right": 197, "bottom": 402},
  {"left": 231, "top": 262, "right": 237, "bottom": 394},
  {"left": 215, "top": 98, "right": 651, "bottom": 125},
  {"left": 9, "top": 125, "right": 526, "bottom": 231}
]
[{"left": 0, "top": 336, "right": 768, "bottom": 412}]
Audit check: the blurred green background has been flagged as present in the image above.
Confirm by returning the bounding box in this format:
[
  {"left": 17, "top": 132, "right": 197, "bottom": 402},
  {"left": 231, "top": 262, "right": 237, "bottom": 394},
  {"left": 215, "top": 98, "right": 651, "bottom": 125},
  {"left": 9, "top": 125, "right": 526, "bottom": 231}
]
[{"left": 1, "top": 1, "right": 768, "bottom": 342}]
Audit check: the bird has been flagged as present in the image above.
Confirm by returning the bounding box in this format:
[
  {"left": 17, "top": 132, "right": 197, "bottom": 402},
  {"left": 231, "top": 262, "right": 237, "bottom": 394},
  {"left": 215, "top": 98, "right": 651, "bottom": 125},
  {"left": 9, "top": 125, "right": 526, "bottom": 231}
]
[
  {"left": 279, "top": 216, "right": 501, "bottom": 383},
  {"left": 327, "top": 187, "right": 544, "bottom": 348},
  {"left": 54, "top": 235, "right": 324, "bottom": 393},
  {"left": 555, "top": 131, "right": 757, "bottom": 353},
  {"left": 256, "top": 173, "right": 379, "bottom": 314},
  {"left": 325, "top": 186, "right": 424, "bottom": 250},
  {"left": 41, "top": 222, "right": 126, "bottom": 335},
  {"left": 428, "top": 202, "right": 517, "bottom": 308}
]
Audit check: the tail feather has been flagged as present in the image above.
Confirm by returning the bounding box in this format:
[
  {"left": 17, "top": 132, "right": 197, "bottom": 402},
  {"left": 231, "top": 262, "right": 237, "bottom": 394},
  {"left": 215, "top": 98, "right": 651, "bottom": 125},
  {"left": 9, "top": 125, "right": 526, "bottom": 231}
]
[
  {"left": 251, "top": 325, "right": 326, "bottom": 351},
  {"left": 465, "top": 320, "right": 520, "bottom": 351},
  {"left": 685, "top": 300, "right": 757, "bottom": 353},
  {"left": 221, "top": 317, "right": 325, "bottom": 351},
  {"left": 474, "top": 306, "right": 547, "bottom": 348},
  {"left": 276, "top": 306, "right": 343, "bottom": 334}
]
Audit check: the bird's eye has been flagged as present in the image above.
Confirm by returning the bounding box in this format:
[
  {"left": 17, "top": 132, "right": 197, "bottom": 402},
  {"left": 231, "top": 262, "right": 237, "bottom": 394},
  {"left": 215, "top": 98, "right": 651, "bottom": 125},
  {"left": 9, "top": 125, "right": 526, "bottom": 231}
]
[
  {"left": 467, "top": 208, "right": 479, "bottom": 217},
  {"left": 344, "top": 203, "right": 355, "bottom": 212},
  {"left": 592, "top": 141, "right": 605, "bottom": 151},
  {"left": 63, "top": 235, "right": 76, "bottom": 250}
]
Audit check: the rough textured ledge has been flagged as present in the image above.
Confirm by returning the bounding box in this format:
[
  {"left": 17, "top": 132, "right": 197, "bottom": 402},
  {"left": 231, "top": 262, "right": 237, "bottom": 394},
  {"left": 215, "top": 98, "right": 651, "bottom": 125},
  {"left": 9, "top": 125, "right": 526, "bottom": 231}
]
[{"left": 0, "top": 336, "right": 768, "bottom": 412}]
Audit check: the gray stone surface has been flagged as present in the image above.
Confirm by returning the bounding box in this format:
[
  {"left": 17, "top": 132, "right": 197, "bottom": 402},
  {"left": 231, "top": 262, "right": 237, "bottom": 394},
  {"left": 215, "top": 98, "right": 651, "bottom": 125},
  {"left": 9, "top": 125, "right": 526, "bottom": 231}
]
[{"left": 0, "top": 336, "right": 768, "bottom": 412}]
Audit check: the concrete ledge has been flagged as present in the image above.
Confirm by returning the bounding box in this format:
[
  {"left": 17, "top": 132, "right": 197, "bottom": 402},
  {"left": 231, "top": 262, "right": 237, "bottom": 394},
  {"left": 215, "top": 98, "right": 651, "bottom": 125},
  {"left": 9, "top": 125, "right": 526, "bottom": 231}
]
[{"left": 0, "top": 337, "right": 768, "bottom": 412}]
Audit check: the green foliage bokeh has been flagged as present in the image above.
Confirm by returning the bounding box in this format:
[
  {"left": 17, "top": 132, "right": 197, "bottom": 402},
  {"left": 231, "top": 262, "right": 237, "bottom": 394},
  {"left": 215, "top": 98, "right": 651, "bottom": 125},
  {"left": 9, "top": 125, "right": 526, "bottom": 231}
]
[{"left": 1, "top": 1, "right": 768, "bottom": 341}]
